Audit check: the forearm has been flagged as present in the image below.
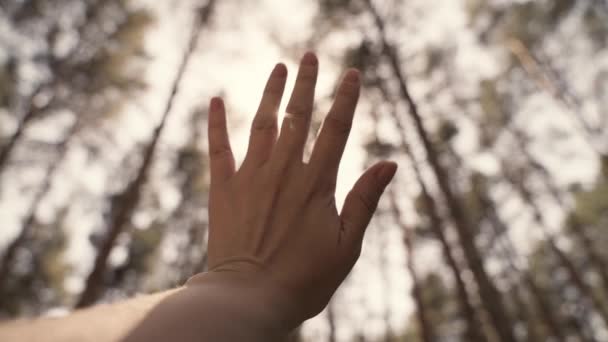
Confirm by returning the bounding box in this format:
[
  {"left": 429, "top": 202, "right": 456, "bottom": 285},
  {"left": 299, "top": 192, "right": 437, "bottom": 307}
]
[
  {"left": 124, "top": 272, "right": 293, "bottom": 342},
  {"left": 0, "top": 288, "right": 180, "bottom": 342},
  {"left": 0, "top": 273, "right": 292, "bottom": 342}
]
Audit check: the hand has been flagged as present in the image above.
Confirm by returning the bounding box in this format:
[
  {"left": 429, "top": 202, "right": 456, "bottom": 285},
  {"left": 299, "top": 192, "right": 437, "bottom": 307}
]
[{"left": 192, "top": 52, "right": 397, "bottom": 327}]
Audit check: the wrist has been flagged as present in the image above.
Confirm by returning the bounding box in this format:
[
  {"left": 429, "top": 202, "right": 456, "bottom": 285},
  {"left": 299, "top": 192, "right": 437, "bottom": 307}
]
[{"left": 186, "top": 271, "right": 299, "bottom": 337}]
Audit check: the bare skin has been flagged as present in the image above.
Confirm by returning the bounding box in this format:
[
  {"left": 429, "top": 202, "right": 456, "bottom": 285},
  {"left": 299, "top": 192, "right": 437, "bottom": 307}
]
[{"left": 0, "top": 52, "right": 397, "bottom": 342}]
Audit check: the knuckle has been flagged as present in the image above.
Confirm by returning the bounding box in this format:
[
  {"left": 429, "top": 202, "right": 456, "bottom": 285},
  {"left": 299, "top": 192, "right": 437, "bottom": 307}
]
[
  {"left": 314, "top": 177, "right": 336, "bottom": 196},
  {"left": 298, "top": 65, "right": 318, "bottom": 82},
  {"left": 324, "top": 115, "right": 352, "bottom": 136},
  {"left": 308, "top": 163, "right": 336, "bottom": 191},
  {"left": 208, "top": 121, "right": 225, "bottom": 130},
  {"left": 301, "top": 181, "right": 319, "bottom": 204},
  {"left": 338, "top": 82, "right": 360, "bottom": 98},
  {"left": 340, "top": 225, "right": 363, "bottom": 261},
  {"left": 264, "top": 81, "right": 284, "bottom": 95},
  {"left": 210, "top": 146, "right": 232, "bottom": 159},
  {"left": 352, "top": 189, "right": 377, "bottom": 214},
  {"left": 281, "top": 112, "right": 309, "bottom": 132},
  {"left": 251, "top": 117, "right": 277, "bottom": 133},
  {"left": 269, "top": 153, "right": 291, "bottom": 178},
  {"left": 286, "top": 103, "right": 311, "bottom": 118}
]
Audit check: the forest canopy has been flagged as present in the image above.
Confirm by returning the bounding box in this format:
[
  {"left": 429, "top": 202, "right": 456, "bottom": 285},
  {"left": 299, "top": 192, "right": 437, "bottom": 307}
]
[{"left": 0, "top": 0, "right": 607, "bottom": 341}]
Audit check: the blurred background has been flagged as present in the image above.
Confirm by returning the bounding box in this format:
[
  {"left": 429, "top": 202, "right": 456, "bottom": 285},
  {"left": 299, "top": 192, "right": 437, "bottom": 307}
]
[{"left": 0, "top": 0, "right": 607, "bottom": 341}]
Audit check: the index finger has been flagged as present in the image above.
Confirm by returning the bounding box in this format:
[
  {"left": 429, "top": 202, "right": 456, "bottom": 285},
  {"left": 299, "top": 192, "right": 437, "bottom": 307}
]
[{"left": 309, "top": 69, "right": 360, "bottom": 185}]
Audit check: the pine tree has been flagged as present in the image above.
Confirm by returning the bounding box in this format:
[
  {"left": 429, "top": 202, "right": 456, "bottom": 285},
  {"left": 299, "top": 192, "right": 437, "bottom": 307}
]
[{"left": 75, "top": 0, "right": 218, "bottom": 308}]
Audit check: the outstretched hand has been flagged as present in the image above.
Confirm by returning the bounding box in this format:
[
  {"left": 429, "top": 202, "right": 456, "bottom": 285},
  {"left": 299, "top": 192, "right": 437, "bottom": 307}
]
[{"left": 194, "top": 52, "right": 397, "bottom": 327}]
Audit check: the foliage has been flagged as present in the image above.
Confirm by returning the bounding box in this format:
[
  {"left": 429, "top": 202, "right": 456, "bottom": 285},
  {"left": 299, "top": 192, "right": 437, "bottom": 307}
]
[{"left": 0, "top": 1, "right": 607, "bottom": 341}]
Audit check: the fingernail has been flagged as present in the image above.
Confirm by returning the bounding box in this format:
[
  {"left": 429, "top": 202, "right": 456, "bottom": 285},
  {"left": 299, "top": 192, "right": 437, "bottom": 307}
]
[
  {"left": 273, "top": 63, "right": 287, "bottom": 77},
  {"left": 210, "top": 97, "right": 223, "bottom": 111},
  {"left": 301, "top": 51, "right": 318, "bottom": 66},
  {"left": 378, "top": 162, "right": 398, "bottom": 186},
  {"left": 344, "top": 69, "right": 360, "bottom": 84}
]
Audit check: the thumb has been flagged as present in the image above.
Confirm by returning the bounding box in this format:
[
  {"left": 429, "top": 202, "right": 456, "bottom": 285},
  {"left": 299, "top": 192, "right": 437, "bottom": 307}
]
[{"left": 340, "top": 161, "right": 397, "bottom": 248}]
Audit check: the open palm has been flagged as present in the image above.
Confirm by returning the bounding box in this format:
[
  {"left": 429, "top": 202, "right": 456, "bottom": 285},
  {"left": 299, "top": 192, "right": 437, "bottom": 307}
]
[{"left": 204, "top": 52, "right": 397, "bottom": 324}]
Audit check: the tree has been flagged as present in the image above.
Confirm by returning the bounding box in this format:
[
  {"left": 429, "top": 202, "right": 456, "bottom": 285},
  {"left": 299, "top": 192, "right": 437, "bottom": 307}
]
[
  {"left": 388, "top": 191, "right": 435, "bottom": 342},
  {"left": 0, "top": 0, "right": 153, "bottom": 316},
  {"left": 75, "top": 0, "right": 217, "bottom": 308},
  {"left": 0, "top": 0, "right": 149, "bottom": 174},
  {"left": 360, "top": 1, "right": 518, "bottom": 340}
]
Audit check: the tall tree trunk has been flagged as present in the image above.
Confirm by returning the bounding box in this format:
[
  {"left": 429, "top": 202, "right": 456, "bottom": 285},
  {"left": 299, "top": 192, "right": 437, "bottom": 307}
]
[
  {"left": 362, "top": 1, "right": 517, "bottom": 340},
  {"left": 388, "top": 192, "right": 436, "bottom": 342},
  {"left": 170, "top": 110, "right": 210, "bottom": 286},
  {"left": 0, "top": 101, "right": 40, "bottom": 173},
  {"left": 478, "top": 195, "right": 543, "bottom": 342},
  {"left": 509, "top": 284, "right": 543, "bottom": 342},
  {"left": 507, "top": 126, "right": 608, "bottom": 304},
  {"left": 439, "top": 141, "right": 569, "bottom": 341},
  {"left": 475, "top": 182, "right": 567, "bottom": 342},
  {"left": 376, "top": 209, "right": 393, "bottom": 342},
  {"left": 75, "top": 1, "right": 216, "bottom": 308},
  {"left": 6, "top": 0, "right": 41, "bottom": 23},
  {"left": 393, "top": 137, "right": 487, "bottom": 342},
  {"left": 0, "top": 0, "right": 108, "bottom": 176},
  {"left": 507, "top": 38, "right": 599, "bottom": 152},
  {"left": 0, "top": 119, "right": 80, "bottom": 293},
  {"left": 524, "top": 272, "right": 568, "bottom": 341},
  {"left": 374, "top": 78, "right": 487, "bottom": 341},
  {"left": 569, "top": 217, "right": 608, "bottom": 293},
  {"left": 505, "top": 166, "right": 608, "bottom": 327}
]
